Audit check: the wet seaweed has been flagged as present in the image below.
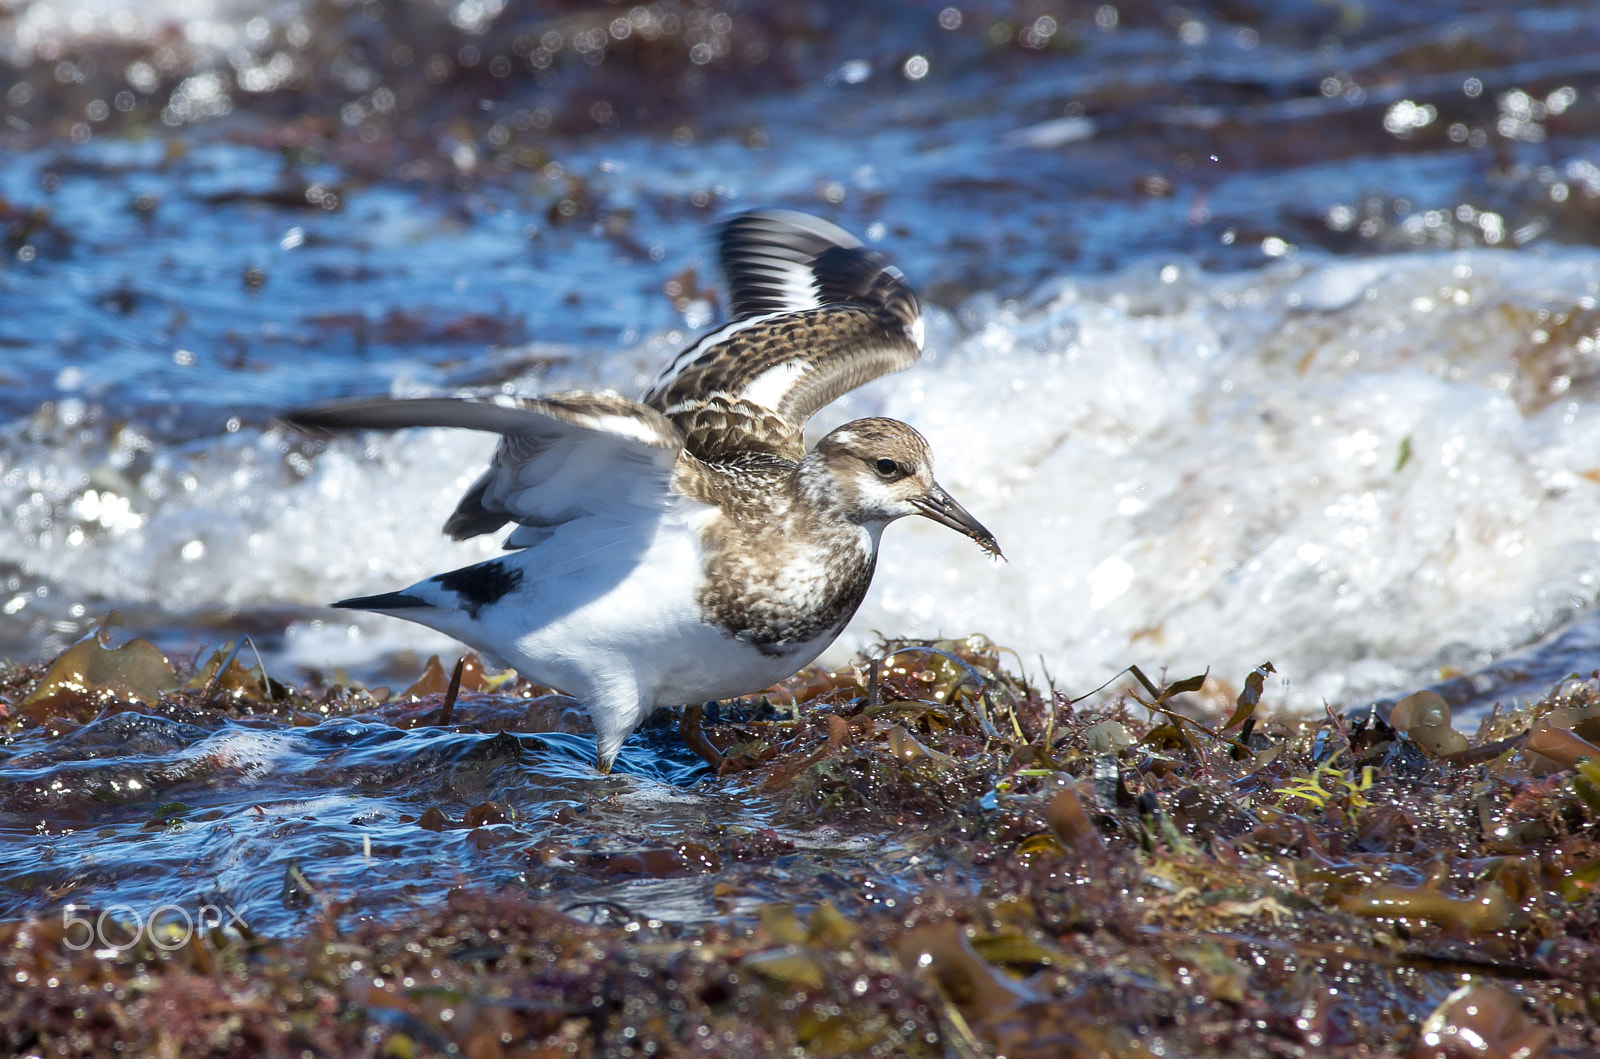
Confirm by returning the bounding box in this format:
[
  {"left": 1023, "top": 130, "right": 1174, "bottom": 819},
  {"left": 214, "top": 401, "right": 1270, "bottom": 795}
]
[{"left": 2, "top": 631, "right": 1598, "bottom": 1057}]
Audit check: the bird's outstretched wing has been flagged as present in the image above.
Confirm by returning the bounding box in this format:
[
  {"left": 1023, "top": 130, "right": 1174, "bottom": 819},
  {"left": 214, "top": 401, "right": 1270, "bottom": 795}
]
[
  {"left": 284, "top": 392, "right": 684, "bottom": 547},
  {"left": 643, "top": 210, "right": 922, "bottom": 464}
]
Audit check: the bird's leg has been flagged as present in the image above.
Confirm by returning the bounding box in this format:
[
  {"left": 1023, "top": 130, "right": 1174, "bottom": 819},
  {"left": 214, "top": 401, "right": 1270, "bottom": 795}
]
[
  {"left": 679, "top": 703, "right": 725, "bottom": 770},
  {"left": 436, "top": 656, "right": 465, "bottom": 727}
]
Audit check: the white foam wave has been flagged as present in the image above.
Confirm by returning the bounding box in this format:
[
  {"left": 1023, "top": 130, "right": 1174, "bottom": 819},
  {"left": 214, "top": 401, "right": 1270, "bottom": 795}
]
[
  {"left": 847, "top": 248, "right": 1600, "bottom": 709},
  {"left": 2, "top": 413, "right": 503, "bottom": 611}
]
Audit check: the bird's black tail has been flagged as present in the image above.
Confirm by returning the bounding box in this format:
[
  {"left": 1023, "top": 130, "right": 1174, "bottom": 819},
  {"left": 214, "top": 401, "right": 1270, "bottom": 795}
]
[{"left": 331, "top": 591, "right": 430, "bottom": 611}]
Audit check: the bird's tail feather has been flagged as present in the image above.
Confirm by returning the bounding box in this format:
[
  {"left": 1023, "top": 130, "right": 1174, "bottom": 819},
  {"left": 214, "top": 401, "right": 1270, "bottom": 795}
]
[{"left": 332, "top": 591, "right": 431, "bottom": 612}]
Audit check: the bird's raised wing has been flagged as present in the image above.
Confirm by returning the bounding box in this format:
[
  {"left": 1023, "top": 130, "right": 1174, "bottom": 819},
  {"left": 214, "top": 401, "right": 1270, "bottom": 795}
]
[
  {"left": 284, "top": 392, "right": 685, "bottom": 546},
  {"left": 643, "top": 210, "right": 923, "bottom": 464}
]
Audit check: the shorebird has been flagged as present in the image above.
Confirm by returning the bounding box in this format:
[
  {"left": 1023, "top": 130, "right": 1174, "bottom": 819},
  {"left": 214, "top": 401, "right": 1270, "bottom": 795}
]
[{"left": 287, "top": 210, "right": 1001, "bottom": 772}]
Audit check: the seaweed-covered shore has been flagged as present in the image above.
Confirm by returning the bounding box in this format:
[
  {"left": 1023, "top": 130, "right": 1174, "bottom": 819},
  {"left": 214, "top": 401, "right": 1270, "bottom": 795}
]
[{"left": 2, "top": 630, "right": 1598, "bottom": 1057}]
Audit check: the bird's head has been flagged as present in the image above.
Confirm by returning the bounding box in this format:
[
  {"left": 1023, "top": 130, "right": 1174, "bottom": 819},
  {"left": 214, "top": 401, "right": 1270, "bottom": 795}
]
[{"left": 805, "top": 417, "right": 1002, "bottom": 558}]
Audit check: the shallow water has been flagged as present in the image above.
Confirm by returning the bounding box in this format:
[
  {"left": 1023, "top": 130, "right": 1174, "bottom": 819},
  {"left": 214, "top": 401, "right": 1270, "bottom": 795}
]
[
  {"left": 0, "top": 669, "right": 971, "bottom": 936},
  {"left": 5, "top": 0, "right": 1600, "bottom": 930},
  {"left": 0, "top": 696, "right": 697, "bottom": 934}
]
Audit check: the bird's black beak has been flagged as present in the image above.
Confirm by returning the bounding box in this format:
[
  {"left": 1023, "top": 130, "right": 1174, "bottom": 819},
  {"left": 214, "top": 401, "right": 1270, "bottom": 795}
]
[{"left": 913, "top": 484, "right": 1003, "bottom": 559}]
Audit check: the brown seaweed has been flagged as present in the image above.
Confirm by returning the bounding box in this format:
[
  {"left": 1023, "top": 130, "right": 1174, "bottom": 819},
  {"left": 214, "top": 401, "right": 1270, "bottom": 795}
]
[{"left": 2, "top": 633, "right": 1598, "bottom": 1057}]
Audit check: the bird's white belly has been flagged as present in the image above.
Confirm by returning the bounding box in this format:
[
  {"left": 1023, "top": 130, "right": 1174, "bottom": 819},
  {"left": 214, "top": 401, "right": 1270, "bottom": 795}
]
[{"left": 492, "top": 512, "right": 835, "bottom": 709}]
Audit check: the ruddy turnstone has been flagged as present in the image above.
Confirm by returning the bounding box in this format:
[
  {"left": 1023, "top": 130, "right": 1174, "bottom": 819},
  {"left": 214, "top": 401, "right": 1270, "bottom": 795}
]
[{"left": 288, "top": 209, "right": 1001, "bottom": 772}]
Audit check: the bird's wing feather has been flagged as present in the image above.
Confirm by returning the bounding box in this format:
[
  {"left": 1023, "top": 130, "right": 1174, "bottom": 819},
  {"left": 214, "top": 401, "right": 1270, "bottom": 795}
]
[
  {"left": 643, "top": 210, "right": 922, "bottom": 463},
  {"left": 719, "top": 209, "right": 866, "bottom": 319},
  {"left": 284, "top": 393, "right": 685, "bottom": 542}
]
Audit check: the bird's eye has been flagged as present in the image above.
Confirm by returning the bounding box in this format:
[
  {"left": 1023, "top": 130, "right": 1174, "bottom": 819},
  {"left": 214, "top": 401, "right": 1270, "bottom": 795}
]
[{"left": 874, "top": 457, "right": 900, "bottom": 478}]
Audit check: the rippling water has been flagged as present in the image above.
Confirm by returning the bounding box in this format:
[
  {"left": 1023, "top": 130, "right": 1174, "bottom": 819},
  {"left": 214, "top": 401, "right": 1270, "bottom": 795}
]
[
  {"left": 4, "top": 0, "right": 1600, "bottom": 929},
  {"left": 2, "top": 695, "right": 725, "bottom": 934}
]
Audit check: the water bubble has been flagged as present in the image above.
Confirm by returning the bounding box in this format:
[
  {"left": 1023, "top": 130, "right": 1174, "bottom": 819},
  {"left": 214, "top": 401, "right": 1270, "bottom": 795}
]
[
  {"left": 836, "top": 59, "right": 871, "bottom": 85},
  {"left": 1383, "top": 100, "right": 1435, "bottom": 136}
]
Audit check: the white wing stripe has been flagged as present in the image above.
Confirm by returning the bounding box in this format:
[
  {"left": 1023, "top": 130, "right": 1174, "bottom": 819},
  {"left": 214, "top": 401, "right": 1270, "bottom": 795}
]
[
  {"left": 738, "top": 359, "right": 811, "bottom": 413},
  {"left": 586, "top": 412, "right": 682, "bottom": 446}
]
